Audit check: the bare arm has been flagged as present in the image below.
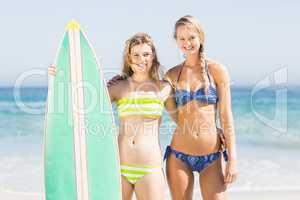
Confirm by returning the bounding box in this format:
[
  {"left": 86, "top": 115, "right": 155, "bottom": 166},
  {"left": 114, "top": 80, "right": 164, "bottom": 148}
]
[
  {"left": 211, "top": 63, "right": 236, "bottom": 161},
  {"left": 211, "top": 62, "right": 238, "bottom": 185},
  {"left": 163, "top": 69, "right": 178, "bottom": 124},
  {"left": 161, "top": 82, "right": 178, "bottom": 124},
  {"left": 107, "top": 83, "right": 119, "bottom": 103}
]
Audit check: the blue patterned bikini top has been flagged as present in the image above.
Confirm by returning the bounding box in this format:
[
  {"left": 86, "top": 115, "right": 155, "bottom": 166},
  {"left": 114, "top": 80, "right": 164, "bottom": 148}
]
[{"left": 174, "top": 61, "right": 218, "bottom": 107}]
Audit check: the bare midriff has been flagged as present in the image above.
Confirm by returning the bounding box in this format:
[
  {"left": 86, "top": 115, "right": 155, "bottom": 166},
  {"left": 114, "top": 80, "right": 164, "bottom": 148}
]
[
  {"left": 118, "top": 116, "right": 163, "bottom": 166},
  {"left": 171, "top": 101, "right": 221, "bottom": 155}
]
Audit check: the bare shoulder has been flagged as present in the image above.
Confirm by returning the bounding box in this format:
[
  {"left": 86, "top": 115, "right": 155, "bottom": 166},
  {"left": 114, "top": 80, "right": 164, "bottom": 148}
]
[
  {"left": 164, "top": 64, "right": 182, "bottom": 81},
  {"left": 108, "top": 79, "right": 128, "bottom": 90},
  {"left": 159, "top": 80, "right": 173, "bottom": 101},
  {"left": 108, "top": 79, "right": 129, "bottom": 100},
  {"left": 159, "top": 80, "right": 172, "bottom": 91},
  {"left": 160, "top": 79, "right": 170, "bottom": 87},
  {"left": 207, "top": 59, "right": 228, "bottom": 75},
  {"left": 206, "top": 59, "right": 230, "bottom": 83}
]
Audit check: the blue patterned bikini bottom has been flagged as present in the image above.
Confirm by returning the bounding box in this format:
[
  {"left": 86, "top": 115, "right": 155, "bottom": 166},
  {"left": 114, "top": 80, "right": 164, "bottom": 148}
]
[{"left": 164, "top": 146, "right": 228, "bottom": 172}]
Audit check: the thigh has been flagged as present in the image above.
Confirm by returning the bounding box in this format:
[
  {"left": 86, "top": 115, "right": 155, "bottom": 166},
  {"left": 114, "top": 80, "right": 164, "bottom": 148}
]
[
  {"left": 121, "top": 176, "right": 134, "bottom": 200},
  {"left": 199, "top": 156, "right": 228, "bottom": 200},
  {"left": 166, "top": 154, "right": 194, "bottom": 200},
  {"left": 134, "top": 169, "right": 166, "bottom": 200}
]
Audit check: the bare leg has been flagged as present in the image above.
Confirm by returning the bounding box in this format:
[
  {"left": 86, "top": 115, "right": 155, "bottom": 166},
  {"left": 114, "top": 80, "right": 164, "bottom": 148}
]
[
  {"left": 199, "top": 156, "right": 228, "bottom": 200},
  {"left": 166, "top": 154, "right": 194, "bottom": 200},
  {"left": 121, "top": 176, "right": 134, "bottom": 200},
  {"left": 134, "top": 169, "right": 165, "bottom": 200}
]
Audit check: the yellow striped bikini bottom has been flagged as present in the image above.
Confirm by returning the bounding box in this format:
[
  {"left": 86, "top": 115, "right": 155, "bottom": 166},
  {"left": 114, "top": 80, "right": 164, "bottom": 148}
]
[{"left": 120, "top": 164, "right": 162, "bottom": 184}]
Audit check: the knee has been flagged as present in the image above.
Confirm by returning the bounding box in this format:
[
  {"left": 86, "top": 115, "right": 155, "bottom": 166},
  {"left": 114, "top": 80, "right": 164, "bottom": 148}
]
[{"left": 202, "top": 189, "right": 228, "bottom": 200}]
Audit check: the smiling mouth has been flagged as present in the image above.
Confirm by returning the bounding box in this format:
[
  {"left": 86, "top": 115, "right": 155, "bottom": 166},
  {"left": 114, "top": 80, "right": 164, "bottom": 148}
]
[
  {"left": 184, "top": 46, "right": 194, "bottom": 51},
  {"left": 137, "top": 63, "right": 147, "bottom": 68}
]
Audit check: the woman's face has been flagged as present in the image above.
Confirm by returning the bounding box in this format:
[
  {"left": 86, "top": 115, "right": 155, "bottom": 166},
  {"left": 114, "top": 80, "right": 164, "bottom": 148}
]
[
  {"left": 130, "top": 43, "right": 153, "bottom": 74},
  {"left": 176, "top": 24, "right": 201, "bottom": 56}
]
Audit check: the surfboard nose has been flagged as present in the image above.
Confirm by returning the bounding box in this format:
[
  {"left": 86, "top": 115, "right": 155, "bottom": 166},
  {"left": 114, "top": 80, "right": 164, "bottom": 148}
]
[{"left": 66, "top": 20, "right": 80, "bottom": 30}]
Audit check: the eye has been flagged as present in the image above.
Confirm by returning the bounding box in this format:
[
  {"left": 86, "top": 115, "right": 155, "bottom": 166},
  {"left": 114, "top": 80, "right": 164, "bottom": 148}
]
[
  {"left": 143, "top": 52, "right": 151, "bottom": 57},
  {"left": 190, "top": 36, "right": 196, "bottom": 40}
]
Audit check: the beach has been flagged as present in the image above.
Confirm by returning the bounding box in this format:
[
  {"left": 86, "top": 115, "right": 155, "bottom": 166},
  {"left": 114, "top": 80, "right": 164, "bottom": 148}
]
[
  {"left": 0, "top": 86, "right": 300, "bottom": 199},
  {"left": 1, "top": 190, "right": 300, "bottom": 200}
]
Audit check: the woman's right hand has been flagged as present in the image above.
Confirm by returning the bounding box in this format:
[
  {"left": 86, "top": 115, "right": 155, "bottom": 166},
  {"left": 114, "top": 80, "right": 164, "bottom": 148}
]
[{"left": 48, "top": 65, "right": 57, "bottom": 76}]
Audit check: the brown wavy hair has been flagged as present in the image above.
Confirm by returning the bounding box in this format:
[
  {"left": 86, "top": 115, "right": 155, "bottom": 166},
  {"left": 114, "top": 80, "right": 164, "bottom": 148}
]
[
  {"left": 174, "top": 15, "right": 209, "bottom": 93},
  {"left": 122, "top": 33, "right": 161, "bottom": 82}
]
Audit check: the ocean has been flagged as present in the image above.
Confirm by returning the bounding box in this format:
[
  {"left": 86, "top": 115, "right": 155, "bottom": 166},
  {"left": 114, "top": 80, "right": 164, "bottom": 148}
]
[{"left": 0, "top": 86, "right": 300, "bottom": 195}]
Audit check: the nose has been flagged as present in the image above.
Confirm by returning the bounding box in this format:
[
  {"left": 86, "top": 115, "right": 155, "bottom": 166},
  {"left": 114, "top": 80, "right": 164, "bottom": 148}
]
[
  {"left": 137, "top": 55, "right": 147, "bottom": 63},
  {"left": 185, "top": 40, "right": 191, "bottom": 46}
]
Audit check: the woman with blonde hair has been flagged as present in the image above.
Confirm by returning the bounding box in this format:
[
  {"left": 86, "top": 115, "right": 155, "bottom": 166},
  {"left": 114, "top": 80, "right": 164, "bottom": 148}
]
[
  {"left": 164, "top": 15, "right": 238, "bottom": 200},
  {"left": 109, "top": 33, "right": 176, "bottom": 199},
  {"left": 49, "top": 33, "right": 177, "bottom": 200}
]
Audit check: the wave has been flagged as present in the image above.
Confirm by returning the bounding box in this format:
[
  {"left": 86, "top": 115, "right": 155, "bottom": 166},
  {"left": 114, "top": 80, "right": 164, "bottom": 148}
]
[{"left": 0, "top": 102, "right": 45, "bottom": 115}]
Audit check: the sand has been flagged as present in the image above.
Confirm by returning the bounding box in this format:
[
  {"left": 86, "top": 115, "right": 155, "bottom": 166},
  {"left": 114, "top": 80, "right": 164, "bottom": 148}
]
[{"left": 1, "top": 190, "right": 299, "bottom": 200}]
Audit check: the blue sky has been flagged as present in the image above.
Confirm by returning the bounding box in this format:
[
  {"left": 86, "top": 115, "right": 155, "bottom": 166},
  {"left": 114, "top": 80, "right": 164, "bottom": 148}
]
[{"left": 0, "top": 0, "right": 299, "bottom": 86}]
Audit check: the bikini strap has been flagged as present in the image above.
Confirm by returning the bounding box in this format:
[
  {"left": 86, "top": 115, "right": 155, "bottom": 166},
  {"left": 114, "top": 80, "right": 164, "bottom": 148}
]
[
  {"left": 176, "top": 63, "right": 184, "bottom": 88},
  {"left": 205, "top": 60, "right": 212, "bottom": 84}
]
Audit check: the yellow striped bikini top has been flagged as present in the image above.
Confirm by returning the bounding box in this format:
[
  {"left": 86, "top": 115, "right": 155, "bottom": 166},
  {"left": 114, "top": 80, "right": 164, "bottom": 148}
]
[{"left": 116, "top": 91, "right": 165, "bottom": 118}]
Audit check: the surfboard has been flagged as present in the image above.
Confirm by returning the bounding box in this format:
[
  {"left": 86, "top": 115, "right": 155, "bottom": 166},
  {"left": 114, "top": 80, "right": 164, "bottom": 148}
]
[{"left": 44, "top": 20, "right": 121, "bottom": 200}]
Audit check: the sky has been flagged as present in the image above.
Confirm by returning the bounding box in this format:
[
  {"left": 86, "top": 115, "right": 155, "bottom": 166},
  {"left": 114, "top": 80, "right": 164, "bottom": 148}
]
[{"left": 0, "top": 0, "right": 299, "bottom": 86}]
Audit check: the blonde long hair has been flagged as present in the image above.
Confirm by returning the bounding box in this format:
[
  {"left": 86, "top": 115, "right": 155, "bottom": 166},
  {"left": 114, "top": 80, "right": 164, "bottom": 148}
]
[
  {"left": 174, "top": 15, "right": 209, "bottom": 92},
  {"left": 122, "top": 33, "right": 161, "bottom": 82}
]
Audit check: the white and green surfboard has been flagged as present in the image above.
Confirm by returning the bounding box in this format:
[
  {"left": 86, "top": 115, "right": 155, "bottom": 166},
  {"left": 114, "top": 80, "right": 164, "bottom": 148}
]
[{"left": 44, "top": 20, "right": 121, "bottom": 200}]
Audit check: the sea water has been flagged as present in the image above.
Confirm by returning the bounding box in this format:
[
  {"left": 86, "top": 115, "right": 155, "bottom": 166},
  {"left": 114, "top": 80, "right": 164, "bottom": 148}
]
[{"left": 0, "top": 86, "right": 299, "bottom": 194}]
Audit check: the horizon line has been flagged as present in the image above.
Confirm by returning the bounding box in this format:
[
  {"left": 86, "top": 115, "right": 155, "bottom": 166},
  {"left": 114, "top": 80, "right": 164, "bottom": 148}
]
[{"left": 1, "top": 84, "right": 299, "bottom": 89}]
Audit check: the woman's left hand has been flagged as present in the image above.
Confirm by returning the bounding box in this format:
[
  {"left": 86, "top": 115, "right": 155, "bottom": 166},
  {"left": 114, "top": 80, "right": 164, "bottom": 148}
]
[
  {"left": 106, "top": 75, "right": 124, "bottom": 87},
  {"left": 224, "top": 159, "right": 238, "bottom": 187}
]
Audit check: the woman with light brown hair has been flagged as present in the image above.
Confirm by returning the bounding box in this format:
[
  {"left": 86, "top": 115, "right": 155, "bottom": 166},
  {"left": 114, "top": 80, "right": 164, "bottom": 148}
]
[
  {"left": 49, "top": 33, "right": 177, "bottom": 200},
  {"left": 164, "top": 15, "right": 238, "bottom": 200}
]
